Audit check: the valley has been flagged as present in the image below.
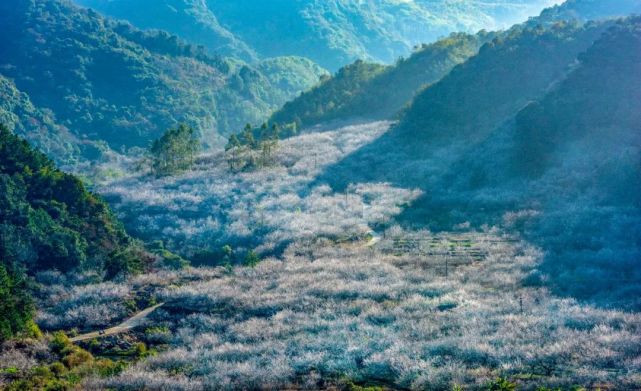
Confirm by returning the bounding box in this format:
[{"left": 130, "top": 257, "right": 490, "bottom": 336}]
[{"left": 0, "top": 0, "right": 640, "bottom": 390}]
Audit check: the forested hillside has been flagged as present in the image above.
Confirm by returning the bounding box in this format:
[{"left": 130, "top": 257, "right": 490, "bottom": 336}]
[
  {"left": 318, "top": 16, "right": 641, "bottom": 309},
  {"left": 76, "top": 0, "right": 558, "bottom": 71},
  {"left": 0, "top": 0, "right": 326, "bottom": 162},
  {"left": 535, "top": 0, "right": 641, "bottom": 24},
  {"left": 270, "top": 0, "right": 641, "bottom": 131},
  {"left": 270, "top": 61, "right": 389, "bottom": 128},
  {"left": 75, "top": 0, "right": 257, "bottom": 61},
  {"left": 271, "top": 32, "right": 494, "bottom": 128},
  {"left": 0, "top": 125, "right": 144, "bottom": 276},
  {"left": 0, "top": 125, "right": 150, "bottom": 338},
  {"left": 396, "top": 21, "right": 610, "bottom": 145},
  {"left": 0, "top": 76, "right": 78, "bottom": 164},
  {"left": 509, "top": 17, "right": 641, "bottom": 304},
  {"left": 319, "top": 21, "right": 611, "bottom": 186}
]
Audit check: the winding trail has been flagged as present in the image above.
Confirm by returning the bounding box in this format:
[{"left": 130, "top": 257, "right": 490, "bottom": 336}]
[
  {"left": 70, "top": 303, "right": 164, "bottom": 343},
  {"left": 366, "top": 230, "right": 382, "bottom": 247}
]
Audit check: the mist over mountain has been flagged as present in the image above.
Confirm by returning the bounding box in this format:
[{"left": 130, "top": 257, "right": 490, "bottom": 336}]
[
  {"left": 535, "top": 0, "right": 641, "bottom": 24},
  {"left": 269, "top": 0, "right": 639, "bottom": 130},
  {"left": 75, "top": 0, "right": 560, "bottom": 70}
]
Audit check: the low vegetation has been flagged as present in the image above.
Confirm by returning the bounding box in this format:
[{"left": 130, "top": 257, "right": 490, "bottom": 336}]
[
  {"left": 100, "top": 122, "right": 420, "bottom": 259},
  {"left": 0, "top": 331, "right": 130, "bottom": 390},
  {"left": 88, "top": 228, "right": 641, "bottom": 390}
]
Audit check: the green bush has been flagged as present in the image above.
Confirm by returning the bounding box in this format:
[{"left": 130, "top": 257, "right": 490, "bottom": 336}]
[{"left": 486, "top": 377, "right": 517, "bottom": 391}]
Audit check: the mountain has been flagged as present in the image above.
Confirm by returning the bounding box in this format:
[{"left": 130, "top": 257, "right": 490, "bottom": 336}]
[
  {"left": 75, "top": 0, "right": 559, "bottom": 71},
  {"left": 0, "top": 0, "right": 327, "bottom": 162},
  {"left": 270, "top": 0, "right": 641, "bottom": 130},
  {"left": 535, "top": 0, "right": 641, "bottom": 24},
  {"left": 506, "top": 17, "right": 641, "bottom": 303},
  {"left": 0, "top": 75, "right": 79, "bottom": 164},
  {"left": 270, "top": 60, "right": 389, "bottom": 128},
  {"left": 0, "top": 124, "right": 151, "bottom": 339},
  {"left": 74, "top": 0, "right": 257, "bottom": 61},
  {"left": 318, "top": 16, "right": 641, "bottom": 309},
  {"left": 395, "top": 21, "right": 611, "bottom": 147},
  {"left": 271, "top": 32, "right": 495, "bottom": 128},
  {"left": 0, "top": 124, "right": 143, "bottom": 277},
  {"left": 319, "top": 20, "right": 611, "bottom": 186},
  {"left": 425, "top": 16, "right": 641, "bottom": 306}
]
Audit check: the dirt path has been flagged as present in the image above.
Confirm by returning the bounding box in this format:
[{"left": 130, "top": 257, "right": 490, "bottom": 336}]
[
  {"left": 366, "top": 231, "right": 382, "bottom": 247},
  {"left": 70, "top": 303, "right": 164, "bottom": 343}
]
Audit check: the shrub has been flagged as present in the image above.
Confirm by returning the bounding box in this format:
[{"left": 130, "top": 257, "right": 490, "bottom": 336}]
[{"left": 486, "top": 377, "right": 517, "bottom": 391}]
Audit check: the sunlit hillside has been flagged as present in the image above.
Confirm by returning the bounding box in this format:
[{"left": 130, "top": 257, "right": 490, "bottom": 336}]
[{"left": 1, "top": 0, "right": 640, "bottom": 390}]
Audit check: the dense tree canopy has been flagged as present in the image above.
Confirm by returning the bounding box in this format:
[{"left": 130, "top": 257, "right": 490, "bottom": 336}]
[
  {"left": 0, "top": 124, "right": 140, "bottom": 276},
  {"left": 150, "top": 125, "right": 201, "bottom": 176},
  {"left": 270, "top": 32, "right": 494, "bottom": 129},
  {"left": 0, "top": 0, "right": 327, "bottom": 163},
  {"left": 0, "top": 264, "right": 34, "bottom": 340}
]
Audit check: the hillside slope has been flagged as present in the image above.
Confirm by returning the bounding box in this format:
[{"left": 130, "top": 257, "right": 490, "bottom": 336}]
[
  {"left": 318, "top": 20, "right": 611, "bottom": 189},
  {"left": 0, "top": 124, "right": 143, "bottom": 277},
  {"left": 507, "top": 17, "right": 641, "bottom": 303},
  {"left": 0, "top": 0, "right": 327, "bottom": 160},
  {"left": 271, "top": 32, "right": 494, "bottom": 128},
  {"left": 535, "top": 0, "right": 641, "bottom": 24},
  {"left": 75, "top": 0, "right": 257, "bottom": 61},
  {"left": 79, "top": 0, "right": 558, "bottom": 71},
  {"left": 0, "top": 75, "right": 79, "bottom": 164},
  {"left": 319, "top": 17, "right": 641, "bottom": 309},
  {"left": 395, "top": 22, "right": 609, "bottom": 145},
  {"left": 423, "top": 16, "right": 641, "bottom": 307},
  {"left": 270, "top": 61, "right": 390, "bottom": 129}
]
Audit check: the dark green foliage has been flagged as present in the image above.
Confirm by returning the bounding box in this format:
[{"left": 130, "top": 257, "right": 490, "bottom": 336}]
[
  {"left": 150, "top": 124, "right": 200, "bottom": 177},
  {"left": 271, "top": 32, "right": 494, "bottom": 128},
  {"left": 0, "top": 264, "right": 34, "bottom": 340},
  {"left": 0, "top": 0, "right": 327, "bottom": 158},
  {"left": 486, "top": 377, "right": 517, "bottom": 391},
  {"left": 244, "top": 250, "right": 261, "bottom": 268},
  {"left": 104, "top": 246, "right": 148, "bottom": 280},
  {"left": 75, "top": 0, "right": 257, "bottom": 61},
  {"left": 0, "top": 124, "right": 140, "bottom": 277},
  {"left": 225, "top": 123, "right": 281, "bottom": 172},
  {"left": 271, "top": 61, "right": 388, "bottom": 128}
]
